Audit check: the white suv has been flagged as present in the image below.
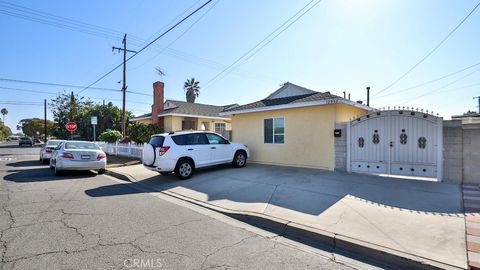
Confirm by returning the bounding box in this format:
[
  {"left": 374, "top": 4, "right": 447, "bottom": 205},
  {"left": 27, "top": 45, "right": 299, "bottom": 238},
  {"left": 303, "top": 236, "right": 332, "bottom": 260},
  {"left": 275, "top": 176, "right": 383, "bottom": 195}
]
[{"left": 142, "top": 131, "right": 250, "bottom": 179}]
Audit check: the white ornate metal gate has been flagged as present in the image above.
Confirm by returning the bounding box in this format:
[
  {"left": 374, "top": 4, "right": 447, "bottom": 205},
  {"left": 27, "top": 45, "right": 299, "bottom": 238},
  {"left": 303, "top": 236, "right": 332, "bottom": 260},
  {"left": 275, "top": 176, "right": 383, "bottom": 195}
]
[{"left": 346, "top": 109, "right": 443, "bottom": 180}]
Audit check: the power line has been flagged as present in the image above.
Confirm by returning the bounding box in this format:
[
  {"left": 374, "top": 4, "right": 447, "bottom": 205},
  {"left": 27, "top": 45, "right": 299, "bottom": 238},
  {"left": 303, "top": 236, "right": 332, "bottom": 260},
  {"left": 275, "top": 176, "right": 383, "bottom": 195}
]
[
  {"left": 0, "top": 100, "right": 42, "bottom": 103},
  {"left": 398, "top": 66, "right": 480, "bottom": 105},
  {"left": 0, "top": 77, "right": 149, "bottom": 96},
  {"left": 0, "top": 1, "right": 120, "bottom": 36},
  {"left": 0, "top": 100, "right": 43, "bottom": 106},
  {"left": 375, "top": 60, "right": 480, "bottom": 99},
  {"left": 203, "top": 0, "right": 322, "bottom": 89},
  {"left": 0, "top": 78, "right": 120, "bottom": 92},
  {"left": 135, "top": 0, "right": 204, "bottom": 48},
  {"left": 0, "top": 86, "right": 151, "bottom": 105},
  {"left": 0, "top": 1, "right": 278, "bottom": 84},
  {"left": 77, "top": 0, "right": 213, "bottom": 94},
  {"left": 374, "top": 0, "right": 480, "bottom": 97},
  {"left": 129, "top": 0, "right": 220, "bottom": 71}
]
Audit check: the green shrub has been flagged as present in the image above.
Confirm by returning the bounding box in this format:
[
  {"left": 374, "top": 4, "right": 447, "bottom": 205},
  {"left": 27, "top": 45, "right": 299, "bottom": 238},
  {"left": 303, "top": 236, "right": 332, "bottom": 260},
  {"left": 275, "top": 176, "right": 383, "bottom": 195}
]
[
  {"left": 128, "top": 123, "right": 163, "bottom": 144},
  {"left": 98, "top": 130, "right": 122, "bottom": 143}
]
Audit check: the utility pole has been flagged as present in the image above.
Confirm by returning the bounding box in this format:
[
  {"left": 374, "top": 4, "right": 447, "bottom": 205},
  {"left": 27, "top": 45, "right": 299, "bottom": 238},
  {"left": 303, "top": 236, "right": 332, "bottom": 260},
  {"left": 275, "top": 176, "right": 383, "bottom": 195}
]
[
  {"left": 44, "top": 99, "right": 47, "bottom": 142},
  {"left": 366, "top": 87, "right": 370, "bottom": 107},
  {"left": 112, "top": 34, "right": 136, "bottom": 137},
  {"left": 474, "top": 96, "right": 480, "bottom": 114}
]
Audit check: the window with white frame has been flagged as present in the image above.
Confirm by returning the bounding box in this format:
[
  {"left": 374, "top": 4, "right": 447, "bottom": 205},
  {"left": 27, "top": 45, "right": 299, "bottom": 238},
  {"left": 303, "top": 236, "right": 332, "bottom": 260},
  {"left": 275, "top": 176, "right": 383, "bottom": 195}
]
[
  {"left": 264, "top": 117, "right": 284, "bottom": 144},
  {"left": 215, "top": 122, "right": 226, "bottom": 135}
]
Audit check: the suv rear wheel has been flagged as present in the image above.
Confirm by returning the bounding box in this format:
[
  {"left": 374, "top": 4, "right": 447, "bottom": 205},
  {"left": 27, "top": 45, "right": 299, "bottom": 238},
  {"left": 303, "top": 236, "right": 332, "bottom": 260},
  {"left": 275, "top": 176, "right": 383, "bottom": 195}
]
[{"left": 175, "top": 159, "right": 194, "bottom": 180}]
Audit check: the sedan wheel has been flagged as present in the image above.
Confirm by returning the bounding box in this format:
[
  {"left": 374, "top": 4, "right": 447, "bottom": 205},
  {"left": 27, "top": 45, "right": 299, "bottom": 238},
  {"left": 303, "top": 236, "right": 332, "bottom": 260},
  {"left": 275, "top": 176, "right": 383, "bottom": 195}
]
[{"left": 54, "top": 165, "right": 62, "bottom": 176}]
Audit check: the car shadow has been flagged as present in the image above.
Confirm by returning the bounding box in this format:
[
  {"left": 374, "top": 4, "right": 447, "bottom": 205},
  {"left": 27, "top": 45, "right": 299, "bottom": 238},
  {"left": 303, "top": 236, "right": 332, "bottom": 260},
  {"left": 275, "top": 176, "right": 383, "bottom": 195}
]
[
  {"left": 4, "top": 167, "right": 97, "bottom": 182},
  {"left": 6, "top": 160, "right": 43, "bottom": 167},
  {"left": 0, "top": 144, "right": 41, "bottom": 149}
]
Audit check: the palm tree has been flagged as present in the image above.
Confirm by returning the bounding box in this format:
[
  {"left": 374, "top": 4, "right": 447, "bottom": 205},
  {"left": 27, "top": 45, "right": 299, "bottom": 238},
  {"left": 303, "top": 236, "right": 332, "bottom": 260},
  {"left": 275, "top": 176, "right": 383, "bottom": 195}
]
[
  {"left": 184, "top": 78, "right": 200, "bottom": 103},
  {"left": 1, "top": 108, "right": 7, "bottom": 123}
]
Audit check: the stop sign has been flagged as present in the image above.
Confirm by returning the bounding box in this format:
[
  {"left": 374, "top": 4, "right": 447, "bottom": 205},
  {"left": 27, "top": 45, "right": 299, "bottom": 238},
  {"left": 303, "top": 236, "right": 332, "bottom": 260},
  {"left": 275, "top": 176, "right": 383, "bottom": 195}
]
[{"left": 66, "top": 122, "right": 77, "bottom": 132}]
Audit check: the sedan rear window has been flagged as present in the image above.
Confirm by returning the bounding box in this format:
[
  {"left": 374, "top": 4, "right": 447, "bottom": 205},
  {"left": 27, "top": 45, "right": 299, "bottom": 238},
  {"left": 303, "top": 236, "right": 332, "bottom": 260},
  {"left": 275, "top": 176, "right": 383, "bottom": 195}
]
[
  {"left": 149, "top": 136, "right": 165, "bottom": 147},
  {"left": 47, "top": 141, "right": 62, "bottom": 146},
  {"left": 65, "top": 142, "right": 100, "bottom": 150}
]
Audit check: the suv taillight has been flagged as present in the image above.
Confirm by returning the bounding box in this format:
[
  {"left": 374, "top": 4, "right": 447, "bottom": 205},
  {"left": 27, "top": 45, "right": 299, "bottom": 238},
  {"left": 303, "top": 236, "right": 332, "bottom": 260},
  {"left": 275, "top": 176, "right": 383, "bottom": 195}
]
[
  {"left": 45, "top": 148, "right": 52, "bottom": 153},
  {"left": 159, "top": 146, "right": 170, "bottom": 156}
]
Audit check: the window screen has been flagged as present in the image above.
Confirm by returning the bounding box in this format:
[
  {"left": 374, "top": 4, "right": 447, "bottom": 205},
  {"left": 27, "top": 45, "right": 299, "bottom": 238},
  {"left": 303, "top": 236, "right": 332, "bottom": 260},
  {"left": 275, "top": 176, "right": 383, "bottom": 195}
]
[{"left": 264, "top": 117, "right": 284, "bottom": 144}]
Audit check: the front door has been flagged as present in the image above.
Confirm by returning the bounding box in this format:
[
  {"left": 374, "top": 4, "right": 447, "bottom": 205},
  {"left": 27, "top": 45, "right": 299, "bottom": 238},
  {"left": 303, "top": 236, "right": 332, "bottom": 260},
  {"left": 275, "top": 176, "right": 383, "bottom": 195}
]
[{"left": 205, "top": 133, "right": 232, "bottom": 163}]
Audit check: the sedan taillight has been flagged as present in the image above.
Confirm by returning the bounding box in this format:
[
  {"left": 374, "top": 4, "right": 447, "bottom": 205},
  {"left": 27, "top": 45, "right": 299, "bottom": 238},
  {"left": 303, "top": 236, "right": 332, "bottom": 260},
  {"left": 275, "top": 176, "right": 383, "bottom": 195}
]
[
  {"left": 159, "top": 146, "right": 170, "bottom": 156},
  {"left": 97, "top": 153, "right": 106, "bottom": 159},
  {"left": 45, "top": 148, "right": 52, "bottom": 153},
  {"left": 62, "top": 153, "right": 74, "bottom": 159}
]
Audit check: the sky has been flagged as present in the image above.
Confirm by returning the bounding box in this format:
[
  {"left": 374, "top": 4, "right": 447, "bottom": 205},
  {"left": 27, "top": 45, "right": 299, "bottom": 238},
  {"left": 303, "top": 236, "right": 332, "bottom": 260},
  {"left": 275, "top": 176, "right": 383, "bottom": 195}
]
[{"left": 1, "top": 0, "right": 479, "bottom": 132}]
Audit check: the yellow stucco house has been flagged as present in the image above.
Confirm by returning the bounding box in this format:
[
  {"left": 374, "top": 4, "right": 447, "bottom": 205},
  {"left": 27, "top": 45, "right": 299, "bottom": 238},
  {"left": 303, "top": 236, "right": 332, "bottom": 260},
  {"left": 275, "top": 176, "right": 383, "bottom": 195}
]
[
  {"left": 220, "top": 82, "right": 371, "bottom": 170},
  {"left": 130, "top": 81, "right": 234, "bottom": 137}
]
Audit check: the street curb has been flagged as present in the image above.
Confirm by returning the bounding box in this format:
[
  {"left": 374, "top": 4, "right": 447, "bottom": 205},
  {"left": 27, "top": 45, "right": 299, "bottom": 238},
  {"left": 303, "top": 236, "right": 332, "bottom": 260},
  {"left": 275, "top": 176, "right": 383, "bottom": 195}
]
[
  {"left": 105, "top": 168, "right": 465, "bottom": 270},
  {"left": 105, "top": 169, "right": 135, "bottom": 182}
]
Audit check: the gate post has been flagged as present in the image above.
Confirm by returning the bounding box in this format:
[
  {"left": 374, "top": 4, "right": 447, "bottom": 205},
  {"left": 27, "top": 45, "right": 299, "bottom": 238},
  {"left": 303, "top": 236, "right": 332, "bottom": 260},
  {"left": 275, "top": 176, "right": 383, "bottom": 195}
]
[
  {"left": 346, "top": 121, "right": 351, "bottom": 173},
  {"left": 437, "top": 117, "right": 444, "bottom": 181}
]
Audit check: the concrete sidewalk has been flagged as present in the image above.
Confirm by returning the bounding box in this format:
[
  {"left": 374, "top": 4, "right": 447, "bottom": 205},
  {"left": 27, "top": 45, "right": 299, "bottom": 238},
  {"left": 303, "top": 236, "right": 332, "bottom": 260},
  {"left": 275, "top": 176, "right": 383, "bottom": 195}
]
[{"left": 104, "top": 163, "right": 467, "bottom": 269}]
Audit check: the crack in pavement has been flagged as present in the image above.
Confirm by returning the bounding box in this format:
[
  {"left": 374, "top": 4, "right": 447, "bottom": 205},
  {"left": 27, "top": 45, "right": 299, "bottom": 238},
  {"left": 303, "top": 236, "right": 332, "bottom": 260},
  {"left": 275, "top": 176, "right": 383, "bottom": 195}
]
[
  {"left": 0, "top": 183, "right": 14, "bottom": 265},
  {"left": 200, "top": 235, "right": 258, "bottom": 270}
]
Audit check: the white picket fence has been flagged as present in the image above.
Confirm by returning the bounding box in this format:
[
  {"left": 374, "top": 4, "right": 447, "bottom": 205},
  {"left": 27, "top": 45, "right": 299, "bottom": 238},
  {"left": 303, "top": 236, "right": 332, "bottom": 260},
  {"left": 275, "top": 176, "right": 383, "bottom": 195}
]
[{"left": 98, "top": 142, "right": 144, "bottom": 159}]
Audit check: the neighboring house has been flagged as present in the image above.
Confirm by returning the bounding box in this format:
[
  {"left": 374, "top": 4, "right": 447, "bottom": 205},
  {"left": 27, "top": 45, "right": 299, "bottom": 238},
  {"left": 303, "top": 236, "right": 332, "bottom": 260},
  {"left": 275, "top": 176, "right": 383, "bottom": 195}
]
[
  {"left": 220, "top": 82, "right": 372, "bottom": 170},
  {"left": 130, "top": 81, "right": 235, "bottom": 136},
  {"left": 452, "top": 112, "right": 480, "bottom": 125}
]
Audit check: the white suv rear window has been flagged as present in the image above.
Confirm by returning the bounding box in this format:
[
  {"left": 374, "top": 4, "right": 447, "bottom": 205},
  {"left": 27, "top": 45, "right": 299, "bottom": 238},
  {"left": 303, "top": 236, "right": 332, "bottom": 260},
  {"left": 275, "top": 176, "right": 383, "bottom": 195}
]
[{"left": 149, "top": 136, "right": 165, "bottom": 147}]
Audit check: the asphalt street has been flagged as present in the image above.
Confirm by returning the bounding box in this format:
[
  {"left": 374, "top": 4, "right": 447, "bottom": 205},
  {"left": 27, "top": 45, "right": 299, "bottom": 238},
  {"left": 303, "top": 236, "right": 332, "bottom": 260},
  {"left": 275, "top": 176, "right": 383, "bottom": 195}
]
[{"left": 0, "top": 142, "right": 355, "bottom": 270}]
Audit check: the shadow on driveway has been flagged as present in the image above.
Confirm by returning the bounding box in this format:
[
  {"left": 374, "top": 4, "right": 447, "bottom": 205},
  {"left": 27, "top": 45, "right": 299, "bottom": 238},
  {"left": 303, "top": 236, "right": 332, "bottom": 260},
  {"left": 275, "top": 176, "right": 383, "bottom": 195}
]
[
  {"left": 85, "top": 164, "right": 464, "bottom": 215},
  {"left": 4, "top": 167, "right": 97, "bottom": 182},
  {"left": 6, "top": 160, "right": 43, "bottom": 167}
]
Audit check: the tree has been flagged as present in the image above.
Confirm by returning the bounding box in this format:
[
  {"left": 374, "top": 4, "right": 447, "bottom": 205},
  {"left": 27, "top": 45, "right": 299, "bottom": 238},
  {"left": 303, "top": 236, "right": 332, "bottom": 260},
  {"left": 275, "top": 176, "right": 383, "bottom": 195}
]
[
  {"left": 128, "top": 123, "right": 163, "bottom": 144},
  {"left": 184, "top": 78, "right": 200, "bottom": 103},
  {"left": 17, "top": 118, "right": 54, "bottom": 137},
  {"left": 50, "top": 91, "right": 133, "bottom": 140},
  {"left": 0, "top": 119, "right": 12, "bottom": 139},
  {"left": 98, "top": 130, "right": 122, "bottom": 143},
  {"left": 1, "top": 108, "right": 7, "bottom": 123},
  {"left": 49, "top": 91, "right": 94, "bottom": 139}
]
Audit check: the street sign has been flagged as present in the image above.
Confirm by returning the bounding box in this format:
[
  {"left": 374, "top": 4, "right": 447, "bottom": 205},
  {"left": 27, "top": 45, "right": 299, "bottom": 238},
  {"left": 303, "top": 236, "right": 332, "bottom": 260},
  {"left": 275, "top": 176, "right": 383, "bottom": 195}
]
[
  {"left": 91, "top": 116, "right": 97, "bottom": 125},
  {"left": 66, "top": 122, "right": 77, "bottom": 132}
]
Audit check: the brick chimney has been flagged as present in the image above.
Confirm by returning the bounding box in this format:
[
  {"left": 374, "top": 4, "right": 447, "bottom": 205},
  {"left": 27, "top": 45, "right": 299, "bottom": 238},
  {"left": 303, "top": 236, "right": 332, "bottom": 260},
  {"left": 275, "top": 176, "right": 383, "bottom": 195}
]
[{"left": 151, "top": 81, "right": 164, "bottom": 125}]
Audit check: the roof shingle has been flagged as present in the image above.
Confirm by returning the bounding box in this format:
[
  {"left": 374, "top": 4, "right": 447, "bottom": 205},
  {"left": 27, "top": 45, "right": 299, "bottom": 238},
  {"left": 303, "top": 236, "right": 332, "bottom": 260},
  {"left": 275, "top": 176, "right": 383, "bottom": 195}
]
[{"left": 222, "top": 92, "right": 340, "bottom": 113}]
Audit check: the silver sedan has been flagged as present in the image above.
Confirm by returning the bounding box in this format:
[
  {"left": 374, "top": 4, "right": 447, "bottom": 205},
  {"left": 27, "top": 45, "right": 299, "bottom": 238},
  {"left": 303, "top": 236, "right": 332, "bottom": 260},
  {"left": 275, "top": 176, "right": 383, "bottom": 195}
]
[
  {"left": 39, "top": 139, "right": 65, "bottom": 164},
  {"left": 50, "top": 141, "right": 107, "bottom": 176}
]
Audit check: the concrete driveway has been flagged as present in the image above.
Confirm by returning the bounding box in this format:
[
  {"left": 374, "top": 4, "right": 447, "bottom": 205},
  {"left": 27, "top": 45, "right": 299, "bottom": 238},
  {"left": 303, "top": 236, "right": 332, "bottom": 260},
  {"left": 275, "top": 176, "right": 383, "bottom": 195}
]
[{"left": 104, "top": 163, "right": 467, "bottom": 269}]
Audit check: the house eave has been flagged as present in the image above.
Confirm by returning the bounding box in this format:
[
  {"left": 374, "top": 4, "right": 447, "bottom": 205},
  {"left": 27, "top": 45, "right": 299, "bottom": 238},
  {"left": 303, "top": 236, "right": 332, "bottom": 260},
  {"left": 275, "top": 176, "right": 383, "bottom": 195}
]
[
  {"left": 158, "top": 113, "right": 231, "bottom": 121},
  {"left": 219, "top": 98, "right": 374, "bottom": 116},
  {"left": 130, "top": 116, "right": 151, "bottom": 121}
]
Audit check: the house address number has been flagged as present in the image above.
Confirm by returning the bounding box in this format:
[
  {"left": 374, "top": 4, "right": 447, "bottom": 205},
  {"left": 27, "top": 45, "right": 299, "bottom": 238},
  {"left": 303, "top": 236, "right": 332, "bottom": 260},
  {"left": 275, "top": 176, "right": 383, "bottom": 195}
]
[{"left": 325, "top": 99, "right": 339, "bottom": 104}]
